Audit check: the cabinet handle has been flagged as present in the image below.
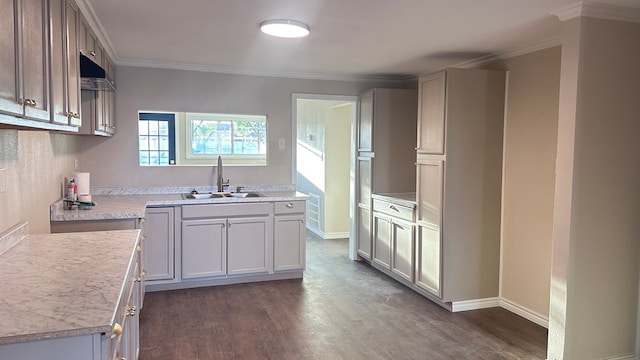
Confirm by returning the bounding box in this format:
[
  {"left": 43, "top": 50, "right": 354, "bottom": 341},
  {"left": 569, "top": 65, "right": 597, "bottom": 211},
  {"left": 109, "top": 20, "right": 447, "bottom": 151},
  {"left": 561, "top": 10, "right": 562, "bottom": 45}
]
[
  {"left": 136, "top": 245, "right": 142, "bottom": 252},
  {"left": 90, "top": 50, "right": 96, "bottom": 57},
  {"left": 141, "top": 235, "right": 147, "bottom": 241},
  {"left": 140, "top": 218, "right": 147, "bottom": 224},
  {"left": 222, "top": 223, "right": 226, "bottom": 228},
  {"left": 142, "top": 269, "right": 147, "bottom": 276},
  {"left": 135, "top": 276, "right": 142, "bottom": 282},
  {"left": 19, "top": 99, "right": 35, "bottom": 106},
  {"left": 71, "top": 112, "right": 80, "bottom": 119},
  {"left": 111, "top": 323, "right": 122, "bottom": 338},
  {"left": 127, "top": 305, "right": 137, "bottom": 316},
  {"left": 285, "top": 202, "right": 295, "bottom": 209},
  {"left": 388, "top": 205, "right": 398, "bottom": 212}
]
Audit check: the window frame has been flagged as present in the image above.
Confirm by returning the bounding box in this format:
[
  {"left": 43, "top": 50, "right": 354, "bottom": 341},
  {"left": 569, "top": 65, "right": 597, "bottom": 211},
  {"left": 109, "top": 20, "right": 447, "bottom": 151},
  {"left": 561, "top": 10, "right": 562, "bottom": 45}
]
[
  {"left": 184, "top": 112, "right": 267, "bottom": 166},
  {"left": 138, "top": 112, "right": 176, "bottom": 166}
]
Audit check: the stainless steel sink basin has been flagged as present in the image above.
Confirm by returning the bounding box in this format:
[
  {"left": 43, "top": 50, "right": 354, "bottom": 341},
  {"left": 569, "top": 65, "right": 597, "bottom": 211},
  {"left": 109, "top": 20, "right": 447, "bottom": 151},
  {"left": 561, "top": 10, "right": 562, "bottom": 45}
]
[
  {"left": 182, "top": 191, "right": 262, "bottom": 199},
  {"left": 225, "top": 192, "right": 262, "bottom": 198},
  {"left": 182, "top": 192, "right": 226, "bottom": 200}
]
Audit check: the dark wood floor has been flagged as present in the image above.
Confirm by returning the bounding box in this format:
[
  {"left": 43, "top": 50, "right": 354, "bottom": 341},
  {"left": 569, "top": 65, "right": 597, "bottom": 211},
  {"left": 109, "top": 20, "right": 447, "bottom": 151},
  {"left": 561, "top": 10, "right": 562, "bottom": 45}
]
[{"left": 139, "top": 233, "right": 547, "bottom": 360}]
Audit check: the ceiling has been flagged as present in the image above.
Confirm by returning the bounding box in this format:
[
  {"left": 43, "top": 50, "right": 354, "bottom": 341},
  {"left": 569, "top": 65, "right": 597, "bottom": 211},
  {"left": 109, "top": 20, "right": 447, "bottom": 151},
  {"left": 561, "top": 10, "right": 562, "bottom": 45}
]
[{"left": 81, "top": 0, "right": 640, "bottom": 81}]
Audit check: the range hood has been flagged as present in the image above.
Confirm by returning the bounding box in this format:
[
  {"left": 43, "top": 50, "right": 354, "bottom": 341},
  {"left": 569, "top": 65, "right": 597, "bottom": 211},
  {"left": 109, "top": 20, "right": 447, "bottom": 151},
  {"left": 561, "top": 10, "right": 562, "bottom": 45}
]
[{"left": 80, "top": 52, "right": 116, "bottom": 91}]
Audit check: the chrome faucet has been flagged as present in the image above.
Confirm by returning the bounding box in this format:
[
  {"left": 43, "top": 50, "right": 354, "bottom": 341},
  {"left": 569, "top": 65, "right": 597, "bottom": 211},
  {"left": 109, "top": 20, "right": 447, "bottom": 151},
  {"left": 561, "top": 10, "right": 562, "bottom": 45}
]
[{"left": 216, "top": 155, "right": 229, "bottom": 192}]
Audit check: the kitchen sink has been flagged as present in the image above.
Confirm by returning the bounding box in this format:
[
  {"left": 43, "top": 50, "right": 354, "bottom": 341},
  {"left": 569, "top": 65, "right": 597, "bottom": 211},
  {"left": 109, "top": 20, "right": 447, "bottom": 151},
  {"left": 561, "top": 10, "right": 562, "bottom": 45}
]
[
  {"left": 225, "top": 192, "right": 262, "bottom": 198},
  {"left": 182, "top": 191, "right": 262, "bottom": 199},
  {"left": 182, "top": 192, "right": 226, "bottom": 200}
]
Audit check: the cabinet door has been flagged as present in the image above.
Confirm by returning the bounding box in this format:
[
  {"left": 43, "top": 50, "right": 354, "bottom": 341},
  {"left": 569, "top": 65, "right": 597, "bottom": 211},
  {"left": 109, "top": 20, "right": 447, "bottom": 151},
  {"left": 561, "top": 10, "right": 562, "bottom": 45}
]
[
  {"left": 21, "top": 0, "right": 50, "bottom": 122},
  {"left": 274, "top": 214, "right": 305, "bottom": 272},
  {"left": 0, "top": 0, "right": 22, "bottom": 117},
  {"left": 227, "top": 216, "right": 270, "bottom": 275},
  {"left": 144, "top": 207, "right": 175, "bottom": 282},
  {"left": 417, "top": 71, "right": 446, "bottom": 154},
  {"left": 415, "top": 224, "right": 441, "bottom": 297},
  {"left": 49, "top": 0, "right": 67, "bottom": 125},
  {"left": 392, "top": 220, "right": 414, "bottom": 282},
  {"left": 356, "top": 205, "right": 372, "bottom": 260},
  {"left": 356, "top": 156, "right": 372, "bottom": 206},
  {"left": 416, "top": 159, "right": 444, "bottom": 227},
  {"left": 182, "top": 219, "right": 226, "bottom": 279},
  {"left": 372, "top": 213, "right": 391, "bottom": 269},
  {"left": 65, "top": 0, "right": 80, "bottom": 126},
  {"left": 357, "top": 89, "right": 373, "bottom": 152}
]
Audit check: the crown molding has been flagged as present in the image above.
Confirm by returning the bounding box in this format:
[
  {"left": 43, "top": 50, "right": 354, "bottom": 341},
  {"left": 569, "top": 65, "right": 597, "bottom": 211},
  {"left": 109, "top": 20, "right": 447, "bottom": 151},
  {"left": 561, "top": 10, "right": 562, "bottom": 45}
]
[
  {"left": 75, "top": 0, "right": 119, "bottom": 60},
  {"left": 551, "top": 1, "right": 640, "bottom": 23},
  {"left": 452, "top": 35, "right": 563, "bottom": 71},
  {"left": 116, "top": 58, "right": 415, "bottom": 83}
]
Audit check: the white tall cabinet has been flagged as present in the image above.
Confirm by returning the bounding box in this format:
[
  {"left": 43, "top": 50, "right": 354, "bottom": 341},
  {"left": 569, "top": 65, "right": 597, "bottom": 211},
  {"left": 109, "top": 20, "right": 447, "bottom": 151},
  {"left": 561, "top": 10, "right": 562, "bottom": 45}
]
[
  {"left": 415, "top": 68, "right": 506, "bottom": 302},
  {"left": 355, "top": 88, "right": 417, "bottom": 260}
]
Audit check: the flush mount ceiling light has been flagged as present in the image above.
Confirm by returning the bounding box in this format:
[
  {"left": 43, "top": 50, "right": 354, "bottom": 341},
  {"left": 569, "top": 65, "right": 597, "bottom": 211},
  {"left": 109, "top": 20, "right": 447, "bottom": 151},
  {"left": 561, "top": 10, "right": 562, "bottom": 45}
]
[{"left": 259, "top": 19, "right": 310, "bottom": 38}]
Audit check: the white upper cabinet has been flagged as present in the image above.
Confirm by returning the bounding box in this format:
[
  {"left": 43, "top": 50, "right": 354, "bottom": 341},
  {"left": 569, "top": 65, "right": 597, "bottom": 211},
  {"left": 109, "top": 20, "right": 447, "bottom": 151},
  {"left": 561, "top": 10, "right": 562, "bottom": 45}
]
[
  {"left": 416, "top": 71, "right": 446, "bottom": 154},
  {"left": 50, "top": 0, "right": 81, "bottom": 126},
  {"left": 0, "top": 0, "right": 51, "bottom": 124}
]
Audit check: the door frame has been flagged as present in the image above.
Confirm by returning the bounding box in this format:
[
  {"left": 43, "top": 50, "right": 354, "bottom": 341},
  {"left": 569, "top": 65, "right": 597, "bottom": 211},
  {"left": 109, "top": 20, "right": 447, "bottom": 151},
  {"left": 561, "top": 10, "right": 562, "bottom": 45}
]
[{"left": 291, "top": 93, "right": 358, "bottom": 260}]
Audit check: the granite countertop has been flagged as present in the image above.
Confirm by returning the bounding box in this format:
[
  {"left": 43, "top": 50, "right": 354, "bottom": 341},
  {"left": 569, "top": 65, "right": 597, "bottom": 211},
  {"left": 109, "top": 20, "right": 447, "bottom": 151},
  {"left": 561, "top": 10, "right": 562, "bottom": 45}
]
[
  {"left": 50, "top": 187, "right": 310, "bottom": 222},
  {"left": 0, "top": 228, "right": 140, "bottom": 345},
  {"left": 372, "top": 192, "right": 417, "bottom": 208}
]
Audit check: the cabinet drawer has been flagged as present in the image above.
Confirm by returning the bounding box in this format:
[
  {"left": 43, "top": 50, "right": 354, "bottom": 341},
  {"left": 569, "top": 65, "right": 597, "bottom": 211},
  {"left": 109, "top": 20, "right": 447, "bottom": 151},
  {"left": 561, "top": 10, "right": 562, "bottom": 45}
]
[
  {"left": 182, "top": 202, "right": 272, "bottom": 219},
  {"left": 274, "top": 201, "right": 305, "bottom": 215},
  {"left": 373, "top": 199, "right": 415, "bottom": 222}
]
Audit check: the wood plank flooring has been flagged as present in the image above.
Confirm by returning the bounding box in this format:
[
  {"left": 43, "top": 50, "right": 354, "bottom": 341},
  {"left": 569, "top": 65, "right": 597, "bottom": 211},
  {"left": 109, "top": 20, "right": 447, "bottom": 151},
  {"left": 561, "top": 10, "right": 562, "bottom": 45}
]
[{"left": 139, "top": 233, "right": 547, "bottom": 359}]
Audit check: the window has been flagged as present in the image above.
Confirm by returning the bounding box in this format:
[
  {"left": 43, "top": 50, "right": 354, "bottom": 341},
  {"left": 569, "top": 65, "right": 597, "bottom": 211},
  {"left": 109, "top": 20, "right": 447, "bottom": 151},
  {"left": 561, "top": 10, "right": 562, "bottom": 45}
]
[
  {"left": 138, "top": 113, "right": 176, "bottom": 166},
  {"left": 137, "top": 111, "right": 267, "bottom": 166},
  {"left": 185, "top": 112, "right": 267, "bottom": 165}
]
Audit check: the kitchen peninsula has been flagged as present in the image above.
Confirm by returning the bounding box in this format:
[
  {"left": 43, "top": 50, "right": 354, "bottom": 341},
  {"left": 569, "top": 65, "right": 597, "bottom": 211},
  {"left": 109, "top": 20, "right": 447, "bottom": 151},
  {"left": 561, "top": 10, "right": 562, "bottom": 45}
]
[
  {"left": 49, "top": 187, "right": 309, "bottom": 291},
  {"left": 0, "top": 225, "right": 141, "bottom": 360}
]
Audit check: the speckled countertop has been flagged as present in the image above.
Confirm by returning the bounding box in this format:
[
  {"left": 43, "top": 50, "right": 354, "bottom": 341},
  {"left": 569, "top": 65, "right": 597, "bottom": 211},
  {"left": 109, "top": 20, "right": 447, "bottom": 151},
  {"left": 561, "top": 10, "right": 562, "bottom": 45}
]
[
  {"left": 0, "top": 229, "right": 140, "bottom": 345},
  {"left": 50, "top": 186, "right": 310, "bottom": 222},
  {"left": 372, "top": 192, "right": 417, "bottom": 208}
]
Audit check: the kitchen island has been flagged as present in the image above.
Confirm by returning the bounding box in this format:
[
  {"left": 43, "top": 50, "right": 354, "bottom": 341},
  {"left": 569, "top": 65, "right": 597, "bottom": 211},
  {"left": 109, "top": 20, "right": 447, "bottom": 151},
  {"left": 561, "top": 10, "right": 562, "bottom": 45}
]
[{"left": 0, "top": 224, "right": 142, "bottom": 360}]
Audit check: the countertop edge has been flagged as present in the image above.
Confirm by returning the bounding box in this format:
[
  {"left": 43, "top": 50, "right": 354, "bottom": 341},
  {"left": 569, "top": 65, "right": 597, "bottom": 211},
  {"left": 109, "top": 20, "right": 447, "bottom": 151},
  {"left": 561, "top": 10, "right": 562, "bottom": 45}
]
[
  {"left": 372, "top": 192, "right": 417, "bottom": 207},
  {"left": 51, "top": 192, "right": 310, "bottom": 222}
]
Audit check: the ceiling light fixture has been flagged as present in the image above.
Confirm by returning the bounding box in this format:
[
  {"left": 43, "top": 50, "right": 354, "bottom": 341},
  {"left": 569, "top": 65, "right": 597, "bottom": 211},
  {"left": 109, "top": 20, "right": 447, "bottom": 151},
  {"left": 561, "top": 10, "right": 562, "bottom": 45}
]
[{"left": 259, "top": 19, "right": 310, "bottom": 38}]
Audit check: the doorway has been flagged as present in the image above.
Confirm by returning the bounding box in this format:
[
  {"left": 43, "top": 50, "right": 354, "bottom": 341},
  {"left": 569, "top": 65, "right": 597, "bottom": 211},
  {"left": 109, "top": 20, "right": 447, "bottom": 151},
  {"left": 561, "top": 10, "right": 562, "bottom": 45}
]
[{"left": 292, "top": 94, "right": 357, "bottom": 255}]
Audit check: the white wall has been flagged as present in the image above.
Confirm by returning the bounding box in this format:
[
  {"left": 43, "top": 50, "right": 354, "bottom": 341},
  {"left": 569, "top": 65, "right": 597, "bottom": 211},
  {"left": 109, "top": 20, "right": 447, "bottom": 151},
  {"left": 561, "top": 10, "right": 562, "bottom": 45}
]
[
  {"left": 0, "top": 130, "right": 80, "bottom": 234},
  {"left": 324, "top": 103, "right": 352, "bottom": 236},
  {"left": 491, "top": 46, "right": 561, "bottom": 323},
  {"left": 549, "top": 16, "right": 640, "bottom": 359},
  {"left": 78, "top": 66, "right": 412, "bottom": 188}
]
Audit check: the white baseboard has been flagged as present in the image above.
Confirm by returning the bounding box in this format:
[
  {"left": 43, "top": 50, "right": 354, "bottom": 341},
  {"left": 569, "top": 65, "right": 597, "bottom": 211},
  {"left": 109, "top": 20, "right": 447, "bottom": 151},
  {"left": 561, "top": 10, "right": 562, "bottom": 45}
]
[
  {"left": 323, "top": 232, "right": 350, "bottom": 239},
  {"left": 305, "top": 226, "right": 349, "bottom": 240},
  {"left": 451, "top": 297, "right": 501, "bottom": 312},
  {"left": 500, "top": 298, "right": 549, "bottom": 328},
  {"left": 604, "top": 353, "right": 638, "bottom": 360}
]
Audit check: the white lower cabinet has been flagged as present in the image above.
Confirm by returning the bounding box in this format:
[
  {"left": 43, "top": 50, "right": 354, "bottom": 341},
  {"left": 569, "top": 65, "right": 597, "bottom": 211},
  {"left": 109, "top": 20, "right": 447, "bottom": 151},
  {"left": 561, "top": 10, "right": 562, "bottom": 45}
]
[
  {"left": 144, "top": 207, "right": 176, "bottom": 283},
  {"left": 227, "top": 216, "right": 271, "bottom": 275},
  {"left": 181, "top": 203, "right": 272, "bottom": 281},
  {"left": 414, "top": 224, "right": 441, "bottom": 297},
  {"left": 274, "top": 201, "right": 306, "bottom": 272},
  {"left": 371, "top": 196, "right": 417, "bottom": 286},
  {"left": 391, "top": 220, "right": 414, "bottom": 282},
  {"left": 181, "top": 218, "right": 226, "bottom": 279},
  {"left": 372, "top": 214, "right": 392, "bottom": 269},
  {"left": 142, "top": 199, "right": 307, "bottom": 290}
]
